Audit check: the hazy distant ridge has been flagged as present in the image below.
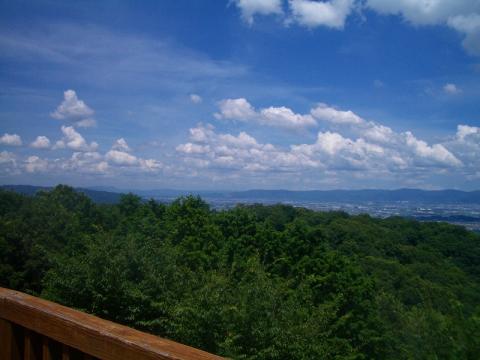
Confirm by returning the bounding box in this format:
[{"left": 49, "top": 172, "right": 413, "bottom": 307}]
[
  {"left": 224, "top": 189, "right": 480, "bottom": 203},
  {"left": 3, "top": 185, "right": 480, "bottom": 204}
]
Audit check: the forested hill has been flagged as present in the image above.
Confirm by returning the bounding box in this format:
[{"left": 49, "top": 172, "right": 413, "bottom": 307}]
[
  {"left": 1, "top": 185, "right": 480, "bottom": 359},
  {"left": 0, "top": 184, "right": 122, "bottom": 203}
]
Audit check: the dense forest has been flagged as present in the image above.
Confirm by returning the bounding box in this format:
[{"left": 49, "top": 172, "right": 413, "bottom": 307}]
[{"left": 1, "top": 185, "right": 479, "bottom": 359}]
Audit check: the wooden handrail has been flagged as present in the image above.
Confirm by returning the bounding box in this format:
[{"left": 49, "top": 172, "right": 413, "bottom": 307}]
[{"left": 0, "top": 287, "right": 224, "bottom": 360}]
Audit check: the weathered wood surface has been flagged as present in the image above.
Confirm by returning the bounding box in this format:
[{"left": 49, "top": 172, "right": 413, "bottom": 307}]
[{"left": 0, "top": 287, "right": 224, "bottom": 360}]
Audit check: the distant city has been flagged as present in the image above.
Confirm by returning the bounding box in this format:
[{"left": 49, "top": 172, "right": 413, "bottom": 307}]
[
  {"left": 161, "top": 196, "right": 480, "bottom": 233},
  {"left": 206, "top": 198, "right": 480, "bottom": 233}
]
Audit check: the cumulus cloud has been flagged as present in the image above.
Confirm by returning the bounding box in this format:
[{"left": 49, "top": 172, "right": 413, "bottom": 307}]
[
  {"left": 311, "top": 103, "right": 364, "bottom": 125},
  {"left": 360, "top": 123, "right": 394, "bottom": 143},
  {"left": 0, "top": 151, "right": 16, "bottom": 164},
  {"left": 211, "top": 99, "right": 464, "bottom": 172},
  {"left": 75, "top": 118, "right": 97, "bottom": 128},
  {"left": 176, "top": 143, "right": 210, "bottom": 154},
  {"left": 231, "top": 0, "right": 480, "bottom": 55},
  {"left": 0, "top": 151, "right": 18, "bottom": 175},
  {"left": 404, "top": 131, "right": 462, "bottom": 167},
  {"left": 176, "top": 119, "right": 464, "bottom": 179},
  {"left": 443, "top": 83, "right": 461, "bottom": 94},
  {"left": 105, "top": 139, "right": 162, "bottom": 171},
  {"left": 176, "top": 124, "right": 318, "bottom": 171},
  {"left": 447, "top": 14, "right": 480, "bottom": 56},
  {"left": 366, "top": 0, "right": 479, "bottom": 26},
  {"left": 190, "top": 94, "right": 203, "bottom": 104},
  {"left": 112, "top": 138, "right": 131, "bottom": 152},
  {"left": 0, "top": 133, "right": 22, "bottom": 146},
  {"left": 310, "top": 103, "right": 461, "bottom": 167},
  {"left": 25, "top": 156, "right": 48, "bottom": 173},
  {"left": 58, "top": 126, "right": 98, "bottom": 152},
  {"left": 456, "top": 124, "right": 480, "bottom": 141},
  {"left": 260, "top": 106, "right": 317, "bottom": 128},
  {"left": 288, "top": 0, "right": 355, "bottom": 29},
  {"left": 30, "top": 136, "right": 51, "bottom": 149},
  {"left": 234, "top": 0, "right": 283, "bottom": 24},
  {"left": 215, "top": 98, "right": 257, "bottom": 121},
  {"left": 366, "top": 0, "right": 480, "bottom": 55},
  {"left": 59, "top": 152, "right": 109, "bottom": 174},
  {"left": 178, "top": 94, "right": 472, "bottom": 182},
  {"left": 105, "top": 150, "right": 138, "bottom": 166},
  {"left": 291, "top": 130, "right": 390, "bottom": 170},
  {"left": 51, "top": 90, "right": 97, "bottom": 127},
  {"left": 215, "top": 98, "right": 317, "bottom": 129}
]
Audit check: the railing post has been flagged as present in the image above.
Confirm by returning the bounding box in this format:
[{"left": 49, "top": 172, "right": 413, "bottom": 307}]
[
  {"left": 62, "top": 344, "right": 70, "bottom": 360},
  {"left": 24, "top": 328, "right": 41, "bottom": 360},
  {"left": 0, "top": 318, "right": 22, "bottom": 360},
  {"left": 42, "top": 337, "right": 52, "bottom": 360}
]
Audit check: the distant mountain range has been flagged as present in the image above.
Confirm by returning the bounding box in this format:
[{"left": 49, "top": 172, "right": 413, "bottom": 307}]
[
  {"left": 91, "top": 186, "right": 480, "bottom": 204},
  {"left": 2, "top": 185, "right": 480, "bottom": 204}
]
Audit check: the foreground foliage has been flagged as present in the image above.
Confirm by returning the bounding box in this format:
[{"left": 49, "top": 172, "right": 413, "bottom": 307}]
[{"left": 1, "top": 185, "right": 479, "bottom": 359}]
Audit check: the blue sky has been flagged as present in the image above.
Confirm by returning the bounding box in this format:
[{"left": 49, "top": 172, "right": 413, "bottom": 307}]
[{"left": 0, "top": 0, "right": 479, "bottom": 190}]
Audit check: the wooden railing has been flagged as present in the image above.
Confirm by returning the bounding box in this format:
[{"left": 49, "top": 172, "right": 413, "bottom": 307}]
[{"left": 0, "top": 288, "right": 224, "bottom": 360}]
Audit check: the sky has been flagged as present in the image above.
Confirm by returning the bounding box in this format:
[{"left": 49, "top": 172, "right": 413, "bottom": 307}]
[{"left": 0, "top": 0, "right": 479, "bottom": 191}]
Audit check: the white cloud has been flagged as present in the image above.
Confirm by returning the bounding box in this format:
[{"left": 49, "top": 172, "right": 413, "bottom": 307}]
[
  {"left": 59, "top": 126, "right": 98, "bottom": 152},
  {"left": 215, "top": 98, "right": 257, "bottom": 121},
  {"left": 309, "top": 103, "right": 461, "bottom": 167},
  {"left": 456, "top": 124, "right": 479, "bottom": 141},
  {"left": 104, "top": 147, "right": 162, "bottom": 172},
  {"left": 51, "top": 89, "right": 94, "bottom": 120},
  {"left": 447, "top": 14, "right": 480, "bottom": 56},
  {"left": 288, "top": 0, "right": 355, "bottom": 29},
  {"left": 404, "top": 131, "right": 462, "bottom": 167},
  {"left": 366, "top": 0, "right": 480, "bottom": 55},
  {"left": 215, "top": 98, "right": 317, "bottom": 129},
  {"left": 260, "top": 106, "right": 317, "bottom": 128},
  {"left": 176, "top": 143, "right": 210, "bottom": 154},
  {"left": 366, "top": 0, "right": 479, "bottom": 25},
  {"left": 75, "top": 118, "right": 97, "bottom": 128},
  {"left": 291, "top": 131, "right": 391, "bottom": 171},
  {"left": 96, "top": 161, "right": 109, "bottom": 173},
  {"left": 59, "top": 151, "right": 109, "bottom": 174},
  {"left": 25, "top": 156, "right": 48, "bottom": 173},
  {"left": 0, "top": 151, "right": 18, "bottom": 175},
  {"left": 30, "top": 136, "right": 51, "bottom": 149},
  {"left": 231, "top": 0, "right": 480, "bottom": 55},
  {"left": 190, "top": 94, "right": 203, "bottom": 104},
  {"left": 311, "top": 103, "right": 364, "bottom": 125},
  {"left": 0, "top": 133, "right": 22, "bottom": 146},
  {"left": 210, "top": 99, "right": 464, "bottom": 173},
  {"left": 0, "top": 151, "right": 16, "bottom": 164},
  {"left": 234, "top": 0, "right": 283, "bottom": 24},
  {"left": 443, "top": 83, "right": 461, "bottom": 94},
  {"left": 105, "top": 150, "right": 138, "bottom": 166},
  {"left": 361, "top": 122, "right": 394, "bottom": 143},
  {"left": 51, "top": 90, "right": 97, "bottom": 127},
  {"left": 139, "top": 158, "right": 163, "bottom": 172},
  {"left": 112, "top": 138, "right": 131, "bottom": 152},
  {"left": 178, "top": 97, "right": 468, "bottom": 181},
  {"left": 177, "top": 124, "right": 319, "bottom": 172}
]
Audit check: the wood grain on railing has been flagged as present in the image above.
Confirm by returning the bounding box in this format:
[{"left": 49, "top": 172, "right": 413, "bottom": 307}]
[{"left": 0, "top": 287, "right": 224, "bottom": 360}]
